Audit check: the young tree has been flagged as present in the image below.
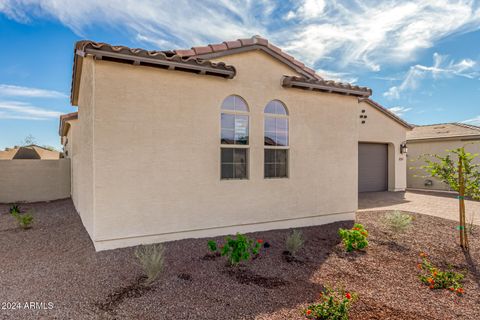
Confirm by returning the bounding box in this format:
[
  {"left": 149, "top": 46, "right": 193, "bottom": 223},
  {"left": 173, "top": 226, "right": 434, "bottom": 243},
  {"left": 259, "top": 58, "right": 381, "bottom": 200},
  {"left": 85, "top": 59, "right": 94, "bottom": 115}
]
[
  {"left": 21, "top": 134, "right": 36, "bottom": 146},
  {"left": 420, "top": 146, "right": 480, "bottom": 250}
]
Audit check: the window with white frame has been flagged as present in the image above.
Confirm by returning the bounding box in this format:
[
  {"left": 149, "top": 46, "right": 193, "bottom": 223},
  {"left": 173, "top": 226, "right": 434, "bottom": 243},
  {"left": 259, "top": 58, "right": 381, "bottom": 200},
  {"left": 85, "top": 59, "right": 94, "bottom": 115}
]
[
  {"left": 220, "top": 95, "right": 249, "bottom": 179},
  {"left": 264, "top": 100, "right": 289, "bottom": 178}
]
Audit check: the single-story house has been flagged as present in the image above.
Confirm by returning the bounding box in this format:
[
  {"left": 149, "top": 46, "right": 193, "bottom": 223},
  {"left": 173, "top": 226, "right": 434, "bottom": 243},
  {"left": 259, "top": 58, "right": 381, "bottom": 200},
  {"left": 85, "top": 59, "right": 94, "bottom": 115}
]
[
  {"left": 60, "top": 35, "right": 412, "bottom": 251},
  {"left": 0, "top": 145, "right": 60, "bottom": 160},
  {"left": 407, "top": 123, "right": 480, "bottom": 191}
]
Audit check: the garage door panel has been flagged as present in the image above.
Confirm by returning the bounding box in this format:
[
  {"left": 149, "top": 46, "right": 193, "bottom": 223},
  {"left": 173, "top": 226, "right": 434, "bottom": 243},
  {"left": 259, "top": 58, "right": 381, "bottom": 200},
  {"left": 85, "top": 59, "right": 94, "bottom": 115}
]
[{"left": 358, "top": 143, "right": 387, "bottom": 192}]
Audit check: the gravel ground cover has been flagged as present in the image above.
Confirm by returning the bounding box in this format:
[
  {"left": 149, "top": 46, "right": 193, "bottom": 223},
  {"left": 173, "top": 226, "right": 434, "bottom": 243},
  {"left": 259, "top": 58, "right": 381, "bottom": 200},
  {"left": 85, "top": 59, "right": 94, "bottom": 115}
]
[{"left": 0, "top": 199, "right": 479, "bottom": 319}]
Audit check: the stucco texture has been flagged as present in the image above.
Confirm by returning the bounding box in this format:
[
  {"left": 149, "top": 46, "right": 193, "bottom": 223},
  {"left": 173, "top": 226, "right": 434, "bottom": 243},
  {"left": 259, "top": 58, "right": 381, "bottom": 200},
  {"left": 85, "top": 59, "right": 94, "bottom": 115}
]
[
  {"left": 407, "top": 139, "right": 480, "bottom": 190},
  {"left": 73, "top": 50, "right": 361, "bottom": 250},
  {"left": 358, "top": 101, "right": 408, "bottom": 192},
  {"left": 73, "top": 57, "right": 95, "bottom": 236},
  {"left": 0, "top": 159, "right": 71, "bottom": 203}
]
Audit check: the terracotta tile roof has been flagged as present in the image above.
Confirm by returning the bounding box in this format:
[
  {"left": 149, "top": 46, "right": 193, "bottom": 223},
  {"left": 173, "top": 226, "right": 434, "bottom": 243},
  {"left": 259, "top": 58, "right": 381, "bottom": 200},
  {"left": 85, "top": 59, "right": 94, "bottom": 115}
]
[
  {"left": 407, "top": 123, "right": 480, "bottom": 141},
  {"left": 360, "top": 98, "right": 413, "bottom": 129},
  {"left": 171, "top": 35, "right": 322, "bottom": 80},
  {"left": 71, "top": 41, "right": 236, "bottom": 105},
  {"left": 75, "top": 41, "right": 236, "bottom": 74},
  {"left": 59, "top": 112, "right": 78, "bottom": 136},
  {"left": 283, "top": 76, "right": 372, "bottom": 98},
  {"left": 70, "top": 36, "right": 374, "bottom": 109}
]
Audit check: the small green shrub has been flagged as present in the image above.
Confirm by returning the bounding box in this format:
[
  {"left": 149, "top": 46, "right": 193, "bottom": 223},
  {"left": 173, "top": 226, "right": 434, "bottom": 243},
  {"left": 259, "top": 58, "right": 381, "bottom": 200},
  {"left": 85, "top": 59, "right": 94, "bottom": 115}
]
[
  {"left": 16, "top": 213, "right": 34, "bottom": 229},
  {"left": 209, "top": 233, "right": 262, "bottom": 265},
  {"left": 207, "top": 240, "right": 217, "bottom": 252},
  {"left": 383, "top": 210, "right": 412, "bottom": 233},
  {"left": 417, "top": 253, "right": 465, "bottom": 294},
  {"left": 134, "top": 244, "right": 165, "bottom": 285},
  {"left": 338, "top": 223, "right": 368, "bottom": 252},
  {"left": 303, "top": 286, "right": 357, "bottom": 320},
  {"left": 286, "top": 229, "right": 304, "bottom": 256},
  {"left": 9, "top": 205, "right": 33, "bottom": 230},
  {"left": 9, "top": 204, "right": 21, "bottom": 215}
]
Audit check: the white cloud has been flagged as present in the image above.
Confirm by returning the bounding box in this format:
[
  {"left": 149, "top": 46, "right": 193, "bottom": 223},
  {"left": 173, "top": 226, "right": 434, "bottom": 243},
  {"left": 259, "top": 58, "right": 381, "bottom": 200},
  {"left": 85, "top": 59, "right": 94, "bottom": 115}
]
[
  {"left": 0, "top": 101, "right": 62, "bottom": 120},
  {"left": 316, "top": 68, "right": 357, "bottom": 83},
  {"left": 388, "top": 106, "right": 413, "bottom": 116},
  {"left": 0, "top": 84, "right": 67, "bottom": 98},
  {"left": 463, "top": 116, "right": 480, "bottom": 126},
  {"left": 297, "top": 0, "right": 326, "bottom": 20},
  {"left": 1, "top": 0, "right": 480, "bottom": 73},
  {"left": 384, "top": 52, "right": 479, "bottom": 99}
]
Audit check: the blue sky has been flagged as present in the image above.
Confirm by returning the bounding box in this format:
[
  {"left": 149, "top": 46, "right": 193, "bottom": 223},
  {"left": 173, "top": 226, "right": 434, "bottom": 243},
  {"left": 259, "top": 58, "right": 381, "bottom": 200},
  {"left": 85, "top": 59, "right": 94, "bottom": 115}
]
[{"left": 1, "top": 0, "right": 480, "bottom": 150}]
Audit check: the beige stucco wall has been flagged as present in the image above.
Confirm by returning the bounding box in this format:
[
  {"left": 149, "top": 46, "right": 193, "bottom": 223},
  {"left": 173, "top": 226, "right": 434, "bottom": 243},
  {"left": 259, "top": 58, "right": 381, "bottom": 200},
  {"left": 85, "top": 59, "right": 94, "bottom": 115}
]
[
  {"left": 0, "top": 159, "right": 71, "bottom": 203},
  {"left": 358, "top": 101, "right": 408, "bottom": 191},
  {"left": 407, "top": 139, "right": 480, "bottom": 190},
  {"left": 82, "top": 50, "right": 359, "bottom": 250},
  {"left": 74, "top": 57, "right": 95, "bottom": 236},
  {"left": 63, "top": 120, "right": 79, "bottom": 204}
]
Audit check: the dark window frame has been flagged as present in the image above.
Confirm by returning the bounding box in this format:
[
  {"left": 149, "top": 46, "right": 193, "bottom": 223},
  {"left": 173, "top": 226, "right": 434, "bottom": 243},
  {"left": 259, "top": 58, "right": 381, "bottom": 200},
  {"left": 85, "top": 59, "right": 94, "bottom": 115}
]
[
  {"left": 220, "top": 95, "right": 250, "bottom": 180},
  {"left": 264, "top": 100, "right": 289, "bottom": 179}
]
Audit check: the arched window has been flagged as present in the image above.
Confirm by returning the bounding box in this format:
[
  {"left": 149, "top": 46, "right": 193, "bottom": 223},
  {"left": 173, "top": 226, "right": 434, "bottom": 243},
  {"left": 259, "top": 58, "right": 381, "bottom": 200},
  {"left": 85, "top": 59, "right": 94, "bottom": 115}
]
[
  {"left": 220, "top": 95, "right": 249, "bottom": 179},
  {"left": 264, "top": 100, "right": 288, "bottom": 178}
]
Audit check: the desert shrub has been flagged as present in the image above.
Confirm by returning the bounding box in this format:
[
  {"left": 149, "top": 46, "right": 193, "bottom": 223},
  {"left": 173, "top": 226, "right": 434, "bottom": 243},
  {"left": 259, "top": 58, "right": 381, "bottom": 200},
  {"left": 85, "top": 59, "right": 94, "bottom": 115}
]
[
  {"left": 286, "top": 229, "right": 304, "bottom": 256},
  {"left": 303, "top": 286, "right": 357, "bottom": 320},
  {"left": 134, "top": 244, "right": 165, "bottom": 285},
  {"left": 9, "top": 205, "right": 33, "bottom": 230},
  {"left": 383, "top": 211, "right": 412, "bottom": 233},
  {"left": 209, "top": 233, "right": 262, "bottom": 265},
  {"left": 207, "top": 240, "right": 217, "bottom": 252},
  {"left": 9, "top": 204, "right": 21, "bottom": 215},
  {"left": 338, "top": 224, "right": 368, "bottom": 252},
  {"left": 16, "top": 213, "right": 34, "bottom": 229},
  {"left": 417, "top": 252, "right": 465, "bottom": 294}
]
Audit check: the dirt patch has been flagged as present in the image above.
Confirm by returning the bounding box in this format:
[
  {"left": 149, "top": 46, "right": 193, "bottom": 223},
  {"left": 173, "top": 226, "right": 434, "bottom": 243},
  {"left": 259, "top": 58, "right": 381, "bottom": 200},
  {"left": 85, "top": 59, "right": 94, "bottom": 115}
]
[
  {"left": 95, "top": 276, "right": 152, "bottom": 313},
  {"left": 282, "top": 251, "right": 305, "bottom": 264},
  {"left": 177, "top": 273, "right": 192, "bottom": 281},
  {"left": 224, "top": 267, "right": 287, "bottom": 289},
  {"left": 201, "top": 252, "right": 220, "bottom": 261}
]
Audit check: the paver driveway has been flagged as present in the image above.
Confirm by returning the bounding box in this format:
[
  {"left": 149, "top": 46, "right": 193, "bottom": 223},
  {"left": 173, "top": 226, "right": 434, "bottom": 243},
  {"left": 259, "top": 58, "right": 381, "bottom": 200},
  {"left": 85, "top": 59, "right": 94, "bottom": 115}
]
[{"left": 358, "top": 190, "right": 480, "bottom": 225}]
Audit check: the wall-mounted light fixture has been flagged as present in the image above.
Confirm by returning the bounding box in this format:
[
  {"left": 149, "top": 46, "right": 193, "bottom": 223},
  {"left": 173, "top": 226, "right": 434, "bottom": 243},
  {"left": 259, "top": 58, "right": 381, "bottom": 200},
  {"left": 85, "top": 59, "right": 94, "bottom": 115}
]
[{"left": 400, "top": 142, "right": 408, "bottom": 154}]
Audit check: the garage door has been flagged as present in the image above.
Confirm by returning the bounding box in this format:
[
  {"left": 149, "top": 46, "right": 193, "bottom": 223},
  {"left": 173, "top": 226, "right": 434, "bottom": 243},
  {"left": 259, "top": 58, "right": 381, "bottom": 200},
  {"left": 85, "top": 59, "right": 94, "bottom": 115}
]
[{"left": 358, "top": 143, "right": 388, "bottom": 192}]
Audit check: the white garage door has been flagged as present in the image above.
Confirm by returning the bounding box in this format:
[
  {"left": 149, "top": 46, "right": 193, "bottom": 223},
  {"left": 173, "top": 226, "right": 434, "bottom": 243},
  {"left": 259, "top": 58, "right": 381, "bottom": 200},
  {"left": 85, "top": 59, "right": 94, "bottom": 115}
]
[{"left": 358, "top": 143, "right": 388, "bottom": 192}]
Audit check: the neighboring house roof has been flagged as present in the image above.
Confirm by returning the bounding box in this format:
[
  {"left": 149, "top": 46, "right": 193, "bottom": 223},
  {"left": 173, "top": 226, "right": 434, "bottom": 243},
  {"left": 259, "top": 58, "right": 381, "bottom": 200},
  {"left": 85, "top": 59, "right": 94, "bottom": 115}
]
[
  {"left": 359, "top": 98, "right": 413, "bottom": 129},
  {"left": 0, "top": 145, "right": 60, "bottom": 160},
  {"left": 59, "top": 112, "right": 78, "bottom": 136},
  {"left": 13, "top": 147, "right": 41, "bottom": 159},
  {"left": 70, "top": 35, "right": 376, "bottom": 106},
  {"left": 407, "top": 123, "right": 480, "bottom": 141}
]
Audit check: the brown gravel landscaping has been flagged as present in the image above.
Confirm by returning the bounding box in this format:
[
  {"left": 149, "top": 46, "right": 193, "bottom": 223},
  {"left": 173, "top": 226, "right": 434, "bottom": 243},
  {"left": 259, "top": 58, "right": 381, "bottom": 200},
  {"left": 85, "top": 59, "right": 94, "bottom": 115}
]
[{"left": 0, "top": 199, "right": 479, "bottom": 319}]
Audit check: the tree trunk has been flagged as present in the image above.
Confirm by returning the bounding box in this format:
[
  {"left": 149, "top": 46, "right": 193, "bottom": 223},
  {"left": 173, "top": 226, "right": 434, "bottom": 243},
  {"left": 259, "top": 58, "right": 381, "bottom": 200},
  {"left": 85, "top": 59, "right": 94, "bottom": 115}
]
[{"left": 458, "top": 158, "right": 469, "bottom": 250}]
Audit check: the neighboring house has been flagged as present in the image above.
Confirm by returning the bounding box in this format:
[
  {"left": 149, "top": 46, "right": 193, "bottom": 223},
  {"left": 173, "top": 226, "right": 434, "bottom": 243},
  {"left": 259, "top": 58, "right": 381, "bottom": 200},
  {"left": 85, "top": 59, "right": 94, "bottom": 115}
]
[
  {"left": 60, "top": 35, "right": 411, "bottom": 251},
  {"left": 407, "top": 123, "right": 480, "bottom": 191},
  {"left": 0, "top": 145, "right": 60, "bottom": 160}
]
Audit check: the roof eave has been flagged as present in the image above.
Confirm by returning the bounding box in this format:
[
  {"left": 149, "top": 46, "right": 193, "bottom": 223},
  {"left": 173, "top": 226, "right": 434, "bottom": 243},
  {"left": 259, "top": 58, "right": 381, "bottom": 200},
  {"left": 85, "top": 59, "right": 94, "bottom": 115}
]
[
  {"left": 407, "top": 135, "right": 480, "bottom": 143},
  {"left": 193, "top": 45, "right": 320, "bottom": 80},
  {"left": 70, "top": 50, "right": 84, "bottom": 106},
  {"left": 59, "top": 112, "right": 79, "bottom": 137},
  {"left": 70, "top": 41, "right": 237, "bottom": 107},
  {"left": 282, "top": 76, "right": 372, "bottom": 98}
]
